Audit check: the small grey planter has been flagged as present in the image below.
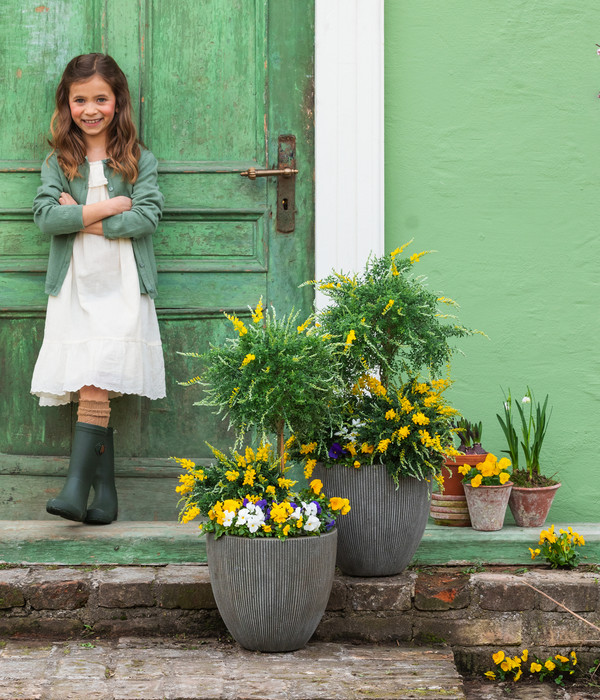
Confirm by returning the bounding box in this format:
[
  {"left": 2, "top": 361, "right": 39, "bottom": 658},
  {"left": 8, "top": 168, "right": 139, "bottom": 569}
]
[
  {"left": 315, "top": 463, "right": 430, "bottom": 577},
  {"left": 206, "top": 529, "right": 337, "bottom": 652}
]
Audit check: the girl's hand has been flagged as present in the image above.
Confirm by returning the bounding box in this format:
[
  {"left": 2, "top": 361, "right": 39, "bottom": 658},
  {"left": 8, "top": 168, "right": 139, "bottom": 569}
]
[
  {"left": 59, "top": 192, "right": 78, "bottom": 206},
  {"left": 109, "top": 196, "right": 133, "bottom": 215}
]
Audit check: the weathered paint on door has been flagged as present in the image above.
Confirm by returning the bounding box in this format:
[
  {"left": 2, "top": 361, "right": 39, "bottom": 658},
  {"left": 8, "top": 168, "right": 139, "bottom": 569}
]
[{"left": 0, "top": 1, "right": 315, "bottom": 519}]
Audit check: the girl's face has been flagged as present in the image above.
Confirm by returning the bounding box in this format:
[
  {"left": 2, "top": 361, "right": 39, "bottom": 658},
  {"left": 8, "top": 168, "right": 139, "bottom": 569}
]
[{"left": 68, "top": 74, "right": 117, "bottom": 143}]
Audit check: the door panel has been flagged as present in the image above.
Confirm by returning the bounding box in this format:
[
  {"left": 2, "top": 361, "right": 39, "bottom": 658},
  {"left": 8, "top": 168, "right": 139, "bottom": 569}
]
[{"left": 0, "top": 0, "right": 315, "bottom": 519}]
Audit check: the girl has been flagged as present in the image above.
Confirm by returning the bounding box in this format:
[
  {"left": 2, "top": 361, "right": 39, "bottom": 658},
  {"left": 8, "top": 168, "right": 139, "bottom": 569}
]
[{"left": 31, "top": 53, "right": 165, "bottom": 525}]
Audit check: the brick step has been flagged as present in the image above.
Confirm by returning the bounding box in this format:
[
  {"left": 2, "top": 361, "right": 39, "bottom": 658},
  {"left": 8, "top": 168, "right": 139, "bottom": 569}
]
[
  {"left": 1, "top": 563, "right": 599, "bottom": 677},
  {"left": 0, "top": 520, "right": 598, "bottom": 566},
  {"left": 0, "top": 639, "right": 466, "bottom": 699}
]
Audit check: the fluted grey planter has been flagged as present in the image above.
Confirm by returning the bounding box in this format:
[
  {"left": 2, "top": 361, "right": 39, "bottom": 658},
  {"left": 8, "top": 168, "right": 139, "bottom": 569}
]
[
  {"left": 206, "top": 529, "right": 337, "bottom": 652},
  {"left": 315, "top": 463, "right": 430, "bottom": 576}
]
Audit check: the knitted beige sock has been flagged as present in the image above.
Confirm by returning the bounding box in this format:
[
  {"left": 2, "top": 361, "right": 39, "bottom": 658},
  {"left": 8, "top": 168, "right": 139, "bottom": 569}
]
[{"left": 78, "top": 400, "right": 111, "bottom": 429}]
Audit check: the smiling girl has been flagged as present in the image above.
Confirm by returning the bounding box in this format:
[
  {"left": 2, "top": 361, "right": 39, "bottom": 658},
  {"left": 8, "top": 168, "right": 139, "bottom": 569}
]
[{"left": 31, "top": 54, "right": 165, "bottom": 525}]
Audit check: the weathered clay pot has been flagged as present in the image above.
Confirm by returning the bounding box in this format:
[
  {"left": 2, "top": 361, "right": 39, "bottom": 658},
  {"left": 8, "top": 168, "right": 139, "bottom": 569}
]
[
  {"left": 206, "top": 530, "right": 337, "bottom": 652},
  {"left": 442, "top": 454, "right": 488, "bottom": 496},
  {"left": 508, "top": 483, "right": 561, "bottom": 528},
  {"left": 463, "top": 482, "right": 513, "bottom": 531},
  {"left": 314, "top": 463, "right": 431, "bottom": 576}
]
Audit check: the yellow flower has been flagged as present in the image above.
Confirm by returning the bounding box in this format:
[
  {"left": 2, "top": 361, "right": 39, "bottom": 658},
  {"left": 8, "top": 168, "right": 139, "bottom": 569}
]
[
  {"left": 458, "top": 464, "right": 471, "bottom": 475},
  {"left": 262, "top": 524, "right": 272, "bottom": 533},
  {"left": 310, "top": 479, "right": 323, "bottom": 495},
  {"left": 385, "top": 409, "right": 397, "bottom": 420},
  {"left": 344, "top": 329, "right": 356, "bottom": 351},
  {"left": 530, "top": 662, "right": 542, "bottom": 673},
  {"left": 278, "top": 477, "right": 296, "bottom": 489},
  {"left": 265, "top": 485, "right": 276, "bottom": 496},
  {"left": 529, "top": 547, "right": 540, "bottom": 560},
  {"left": 251, "top": 298, "right": 264, "bottom": 323},
  {"left": 409, "top": 250, "right": 428, "bottom": 264},
  {"left": 181, "top": 506, "right": 200, "bottom": 524},
  {"left": 479, "top": 462, "right": 495, "bottom": 478},
  {"left": 225, "top": 470, "right": 239, "bottom": 482},
  {"left": 499, "top": 472, "right": 511, "bottom": 484},
  {"left": 497, "top": 457, "right": 511, "bottom": 471},
  {"left": 285, "top": 434, "right": 296, "bottom": 448},
  {"left": 270, "top": 501, "right": 294, "bottom": 523},
  {"left": 539, "top": 524, "right": 557, "bottom": 545},
  {"left": 243, "top": 468, "right": 256, "bottom": 486},
  {"left": 330, "top": 497, "right": 350, "bottom": 512},
  {"left": 228, "top": 387, "right": 240, "bottom": 405},
  {"left": 521, "top": 650, "right": 529, "bottom": 662},
  {"left": 175, "top": 473, "right": 195, "bottom": 494},
  {"left": 297, "top": 317, "right": 312, "bottom": 333},
  {"left": 544, "top": 660, "right": 556, "bottom": 671},
  {"left": 240, "top": 353, "right": 256, "bottom": 368},
  {"left": 492, "top": 651, "right": 505, "bottom": 665},
  {"left": 414, "top": 382, "right": 429, "bottom": 394},
  {"left": 225, "top": 312, "right": 247, "bottom": 336},
  {"left": 282, "top": 524, "right": 291, "bottom": 537},
  {"left": 296, "top": 518, "right": 303, "bottom": 528},
  {"left": 555, "top": 655, "right": 569, "bottom": 663},
  {"left": 245, "top": 446, "right": 255, "bottom": 463},
  {"left": 484, "top": 671, "right": 496, "bottom": 680},
  {"left": 361, "top": 443, "right": 375, "bottom": 454},
  {"left": 513, "top": 668, "right": 522, "bottom": 681},
  {"left": 411, "top": 411, "right": 429, "bottom": 426},
  {"left": 304, "top": 458, "right": 317, "bottom": 479},
  {"left": 236, "top": 453, "right": 247, "bottom": 469},
  {"left": 255, "top": 444, "right": 271, "bottom": 461},
  {"left": 391, "top": 240, "right": 412, "bottom": 258},
  {"left": 344, "top": 442, "right": 357, "bottom": 457},
  {"left": 377, "top": 439, "right": 391, "bottom": 453},
  {"left": 300, "top": 442, "right": 317, "bottom": 454},
  {"left": 500, "top": 660, "right": 512, "bottom": 672},
  {"left": 400, "top": 396, "right": 413, "bottom": 413},
  {"left": 393, "top": 426, "right": 410, "bottom": 440},
  {"left": 353, "top": 460, "right": 361, "bottom": 469},
  {"left": 382, "top": 299, "right": 395, "bottom": 315},
  {"left": 570, "top": 651, "right": 577, "bottom": 665},
  {"left": 471, "top": 474, "right": 483, "bottom": 488}
]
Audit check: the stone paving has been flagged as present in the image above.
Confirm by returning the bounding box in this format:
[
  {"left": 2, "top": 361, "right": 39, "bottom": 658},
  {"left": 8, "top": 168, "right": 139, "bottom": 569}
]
[{"left": 0, "top": 638, "right": 466, "bottom": 699}]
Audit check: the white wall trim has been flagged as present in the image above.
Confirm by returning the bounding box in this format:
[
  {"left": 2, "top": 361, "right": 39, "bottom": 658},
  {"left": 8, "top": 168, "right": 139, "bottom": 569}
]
[{"left": 314, "top": 0, "right": 384, "bottom": 297}]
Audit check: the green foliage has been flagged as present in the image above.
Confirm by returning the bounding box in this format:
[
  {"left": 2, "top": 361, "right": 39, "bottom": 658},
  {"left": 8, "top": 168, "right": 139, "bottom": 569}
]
[
  {"left": 307, "top": 243, "right": 478, "bottom": 388},
  {"left": 179, "top": 302, "right": 343, "bottom": 451},
  {"left": 454, "top": 417, "right": 483, "bottom": 450}
]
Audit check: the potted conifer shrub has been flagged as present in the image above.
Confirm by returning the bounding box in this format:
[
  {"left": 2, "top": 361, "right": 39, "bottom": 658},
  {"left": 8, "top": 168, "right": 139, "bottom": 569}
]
[
  {"left": 174, "top": 302, "right": 349, "bottom": 652},
  {"left": 293, "top": 243, "right": 479, "bottom": 576}
]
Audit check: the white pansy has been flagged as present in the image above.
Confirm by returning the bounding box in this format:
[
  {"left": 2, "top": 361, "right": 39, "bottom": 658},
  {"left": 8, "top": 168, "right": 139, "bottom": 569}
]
[
  {"left": 302, "top": 501, "right": 318, "bottom": 517},
  {"left": 222, "top": 510, "right": 235, "bottom": 527},
  {"left": 304, "top": 514, "right": 321, "bottom": 532},
  {"left": 247, "top": 521, "right": 260, "bottom": 533},
  {"left": 235, "top": 508, "right": 249, "bottom": 525},
  {"left": 290, "top": 507, "right": 303, "bottom": 520}
]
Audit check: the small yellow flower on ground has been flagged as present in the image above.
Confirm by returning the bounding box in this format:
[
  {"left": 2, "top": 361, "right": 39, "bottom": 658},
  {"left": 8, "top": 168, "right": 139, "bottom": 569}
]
[
  {"left": 530, "top": 662, "right": 542, "bottom": 673},
  {"left": 513, "top": 668, "right": 522, "bottom": 681},
  {"left": 492, "top": 651, "right": 505, "bottom": 665},
  {"left": 521, "top": 650, "right": 528, "bottom": 662},
  {"left": 544, "top": 660, "right": 556, "bottom": 671},
  {"left": 484, "top": 671, "right": 496, "bottom": 680},
  {"left": 555, "top": 655, "right": 569, "bottom": 663},
  {"left": 570, "top": 651, "right": 577, "bottom": 665}
]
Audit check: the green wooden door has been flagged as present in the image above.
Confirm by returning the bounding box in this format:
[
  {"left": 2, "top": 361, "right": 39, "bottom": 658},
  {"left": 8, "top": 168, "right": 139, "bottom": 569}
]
[{"left": 0, "top": 1, "right": 314, "bottom": 520}]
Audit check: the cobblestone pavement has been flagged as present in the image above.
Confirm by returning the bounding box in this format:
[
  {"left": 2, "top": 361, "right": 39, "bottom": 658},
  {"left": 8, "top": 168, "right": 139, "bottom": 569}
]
[{"left": 0, "top": 638, "right": 465, "bottom": 699}]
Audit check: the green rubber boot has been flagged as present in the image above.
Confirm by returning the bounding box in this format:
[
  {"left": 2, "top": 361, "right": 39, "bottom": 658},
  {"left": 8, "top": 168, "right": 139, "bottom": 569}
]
[
  {"left": 46, "top": 422, "right": 108, "bottom": 522},
  {"left": 85, "top": 427, "right": 118, "bottom": 525}
]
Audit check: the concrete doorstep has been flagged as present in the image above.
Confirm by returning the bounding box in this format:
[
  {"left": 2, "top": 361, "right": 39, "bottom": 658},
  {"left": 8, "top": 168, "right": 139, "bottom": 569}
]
[{"left": 0, "top": 638, "right": 466, "bottom": 700}]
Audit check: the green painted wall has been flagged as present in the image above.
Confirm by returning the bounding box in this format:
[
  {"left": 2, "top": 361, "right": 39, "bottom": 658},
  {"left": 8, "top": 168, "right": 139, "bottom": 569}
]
[{"left": 384, "top": 2, "right": 600, "bottom": 521}]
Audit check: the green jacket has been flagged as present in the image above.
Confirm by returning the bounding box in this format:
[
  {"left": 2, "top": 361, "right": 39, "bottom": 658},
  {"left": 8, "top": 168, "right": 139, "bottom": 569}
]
[{"left": 32, "top": 148, "right": 164, "bottom": 298}]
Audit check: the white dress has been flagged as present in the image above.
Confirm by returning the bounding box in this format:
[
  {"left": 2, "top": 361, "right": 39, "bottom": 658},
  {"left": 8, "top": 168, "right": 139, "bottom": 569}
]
[{"left": 31, "top": 161, "right": 166, "bottom": 406}]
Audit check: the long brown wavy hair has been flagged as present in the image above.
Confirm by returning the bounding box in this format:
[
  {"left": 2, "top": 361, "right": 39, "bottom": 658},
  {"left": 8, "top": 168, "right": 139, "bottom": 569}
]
[{"left": 49, "top": 53, "right": 140, "bottom": 182}]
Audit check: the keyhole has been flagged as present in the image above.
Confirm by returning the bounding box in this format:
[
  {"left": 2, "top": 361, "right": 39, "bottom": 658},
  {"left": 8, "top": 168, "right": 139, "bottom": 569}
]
[{"left": 282, "top": 198, "right": 288, "bottom": 210}]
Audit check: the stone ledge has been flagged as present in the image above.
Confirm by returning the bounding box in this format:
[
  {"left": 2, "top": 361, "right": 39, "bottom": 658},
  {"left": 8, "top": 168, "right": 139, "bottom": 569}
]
[{"left": 0, "top": 520, "right": 598, "bottom": 565}]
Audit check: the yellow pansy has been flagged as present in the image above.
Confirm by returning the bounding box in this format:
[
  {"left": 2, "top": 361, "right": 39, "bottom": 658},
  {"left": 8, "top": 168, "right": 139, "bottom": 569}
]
[
  {"left": 310, "top": 479, "right": 323, "bottom": 495},
  {"left": 544, "top": 660, "right": 556, "bottom": 671},
  {"left": 471, "top": 474, "right": 483, "bottom": 488},
  {"left": 499, "top": 472, "right": 511, "bottom": 484},
  {"left": 530, "top": 662, "right": 542, "bottom": 673},
  {"left": 492, "top": 651, "right": 505, "bottom": 665}
]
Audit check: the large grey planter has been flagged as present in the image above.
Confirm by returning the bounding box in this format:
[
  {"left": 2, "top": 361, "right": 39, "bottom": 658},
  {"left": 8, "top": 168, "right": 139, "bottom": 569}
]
[
  {"left": 206, "top": 529, "right": 337, "bottom": 652},
  {"left": 315, "top": 463, "right": 430, "bottom": 576}
]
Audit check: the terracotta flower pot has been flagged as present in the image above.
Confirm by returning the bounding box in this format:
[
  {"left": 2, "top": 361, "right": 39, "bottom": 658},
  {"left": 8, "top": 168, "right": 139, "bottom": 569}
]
[
  {"left": 508, "top": 483, "right": 561, "bottom": 528},
  {"left": 442, "top": 454, "right": 488, "bottom": 496},
  {"left": 463, "top": 482, "right": 513, "bottom": 531}
]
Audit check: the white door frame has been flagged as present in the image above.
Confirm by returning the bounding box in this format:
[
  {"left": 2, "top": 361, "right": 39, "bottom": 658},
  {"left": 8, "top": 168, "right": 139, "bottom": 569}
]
[{"left": 314, "top": 0, "right": 384, "bottom": 291}]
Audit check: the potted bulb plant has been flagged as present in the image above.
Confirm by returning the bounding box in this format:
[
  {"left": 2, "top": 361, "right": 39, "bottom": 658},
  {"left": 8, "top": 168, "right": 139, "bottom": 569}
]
[
  {"left": 293, "top": 242, "right": 480, "bottom": 576},
  {"left": 175, "top": 302, "right": 349, "bottom": 652},
  {"left": 497, "top": 388, "right": 559, "bottom": 527}
]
